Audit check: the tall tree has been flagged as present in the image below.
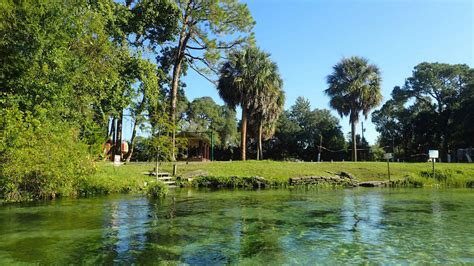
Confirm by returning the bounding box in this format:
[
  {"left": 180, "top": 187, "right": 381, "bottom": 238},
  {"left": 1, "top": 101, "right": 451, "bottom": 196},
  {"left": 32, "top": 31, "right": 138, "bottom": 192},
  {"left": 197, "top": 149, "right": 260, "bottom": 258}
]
[
  {"left": 264, "top": 97, "right": 345, "bottom": 161},
  {"left": 217, "top": 47, "right": 279, "bottom": 160},
  {"left": 248, "top": 61, "right": 285, "bottom": 160},
  {"left": 399, "top": 63, "right": 471, "bottom": 160},
  {"left": 372, "top": 63, "right": 473, "bottom": 161},
  {"left": 0, "top": 0, "right": 139, "bottom": 199},
  {"left": 164, "top": 0, "right": 254, "bottom": 160},
  {"left": 185, "top": 96, "right": 238, "bottom": 148},
  {"left": 325, "top": 56, "right": 382, "bottom": 161},
  {"left": 93, "top": 0, "right": 180, "bottom": 160}
]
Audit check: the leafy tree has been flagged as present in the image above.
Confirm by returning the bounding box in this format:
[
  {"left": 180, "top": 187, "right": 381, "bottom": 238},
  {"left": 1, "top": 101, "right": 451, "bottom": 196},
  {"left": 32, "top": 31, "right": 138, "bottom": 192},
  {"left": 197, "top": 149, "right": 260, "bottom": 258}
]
[
  {"left": 266, "top": 97, "right": 346, "bottom": 161},
  {"left": 0, "top": 0, "right": 176, "bottom": 199},
  {"left": 0, "top": 99, "right": 94, "bottom": 201},
  {"left": 373, "top": 63, "right": 473, "bottom": 161},
  {"left": 325, "top": 56, "right": 382, "bottom": 161},
  {"left": 91, "top": 0, "right": 180, "bottom": 160},
  {"left": 185, "top": 97, "right": 238, "bottom": 148},
  {"left": 124, "top": 59, "right": 160, "bottom": 162},
  {"left": 162, "top": 0, "right": 255, "bottom": 159},
  {"left": 399, "top": 62, "right": 471, "bottom": 160},
  {"left": 452, "top": 69, "right": 474, "bottom": 147}
]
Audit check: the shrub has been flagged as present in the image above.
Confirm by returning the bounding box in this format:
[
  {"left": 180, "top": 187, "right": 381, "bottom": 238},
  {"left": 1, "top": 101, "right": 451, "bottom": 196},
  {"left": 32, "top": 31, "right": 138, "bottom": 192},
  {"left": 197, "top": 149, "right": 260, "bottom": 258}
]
[
  {"left": 191, "top": 176, "right": 270, "bottom": 188},
  {"left": 146, "top": 181, "right": 169, "bottom": 198},
  {"left": 0, "top": 106, "right": 94, "bottom": 201},
  {"left": 420, "top": 169, "right": 452, "bottom": 181}
]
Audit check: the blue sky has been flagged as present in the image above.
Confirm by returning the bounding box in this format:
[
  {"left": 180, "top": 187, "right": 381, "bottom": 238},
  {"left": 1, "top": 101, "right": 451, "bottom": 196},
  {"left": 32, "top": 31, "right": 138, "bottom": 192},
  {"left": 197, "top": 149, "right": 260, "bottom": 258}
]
[
  {"left": 180, "top": 0, "right": 473, "bottom": 144},
  {"left": 123, "top": 0, "right": 473, "bottom": 144}
]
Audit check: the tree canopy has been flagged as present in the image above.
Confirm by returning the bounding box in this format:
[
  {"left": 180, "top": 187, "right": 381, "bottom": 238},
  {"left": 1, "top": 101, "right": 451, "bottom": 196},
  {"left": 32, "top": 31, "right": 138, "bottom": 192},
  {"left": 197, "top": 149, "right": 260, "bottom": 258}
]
[
  {"left": 325, "top": 56, "right": 382, "bottom": 161},
  {"left": 217, "top": 46, "right": 283, "bottom": 160},
  {"left": 372, "top": 62, "right": 474, "bottom": 161}
]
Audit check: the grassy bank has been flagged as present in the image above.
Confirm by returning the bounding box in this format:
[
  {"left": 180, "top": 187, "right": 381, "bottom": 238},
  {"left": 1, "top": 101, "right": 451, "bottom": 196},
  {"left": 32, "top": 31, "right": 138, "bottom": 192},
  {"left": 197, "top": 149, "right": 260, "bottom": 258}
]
[{"left": 90, "top": 161, "right": 474, "bottom": 190}]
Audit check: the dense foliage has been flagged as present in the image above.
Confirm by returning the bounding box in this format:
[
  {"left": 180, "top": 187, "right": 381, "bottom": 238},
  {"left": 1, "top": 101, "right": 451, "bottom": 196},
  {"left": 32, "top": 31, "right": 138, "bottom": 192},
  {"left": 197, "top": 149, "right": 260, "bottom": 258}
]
[
  {"left": 217, "top": 47, "right": 285, "bottom": 160},
  {"left": 146, "top": 181, "right": 169, "bottom": 198},
  {"left": 262, "top": 97, "right": 346, "bottom": 161},
  {"left": 0, "top": 0, "right": 173, "bottom": 200},
  {"left": 372, "top": 63, "right": 474, "bottom": 162},
  {"left": 1, "top": 0, "right": 472, "bottom": 203},
  {"left": 0, "top": 103, "right": 94, "bottom": 201}
]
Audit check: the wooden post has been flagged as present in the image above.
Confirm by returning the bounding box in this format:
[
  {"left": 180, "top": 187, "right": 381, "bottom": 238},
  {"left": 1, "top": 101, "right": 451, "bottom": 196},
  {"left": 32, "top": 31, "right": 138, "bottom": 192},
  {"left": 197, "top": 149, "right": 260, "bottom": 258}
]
[
  {"left": 173, "top": 164, "right": 177, "bottom": 176},
  {"left": 387, "top": 159, "right": 391, "bottom": 182}
]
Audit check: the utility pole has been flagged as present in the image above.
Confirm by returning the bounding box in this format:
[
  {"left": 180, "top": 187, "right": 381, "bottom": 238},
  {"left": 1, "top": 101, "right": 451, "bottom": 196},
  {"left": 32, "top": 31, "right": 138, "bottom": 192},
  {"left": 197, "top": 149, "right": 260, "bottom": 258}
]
[
  {"left": 361, "top": 122, "right": 366, "bottom": 161},
  {"left": 318, "top": 134, "right": 322, "bottom": 162},
  {"left": 210, "top": 131, "right": 214, "bottom": 161},
  {"left": 155, "top": 130, "right": 161, "bottom": 178},
  {"left": 361, "top": 122, "right": 365, "bottom": 141}
]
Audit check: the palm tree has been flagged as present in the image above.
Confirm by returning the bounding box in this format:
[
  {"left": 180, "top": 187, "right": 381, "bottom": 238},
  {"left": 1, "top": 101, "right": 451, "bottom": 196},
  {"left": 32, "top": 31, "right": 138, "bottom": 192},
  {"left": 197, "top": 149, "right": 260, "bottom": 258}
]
[
  {"left": 325, "top": 56, "right": 382, "bottom": 161},
  {"left": 249, "top": 61, "right": 285, "bottom": 160},
  {"left": 217, "top": 47, "right": 282, "bottom": 160}
]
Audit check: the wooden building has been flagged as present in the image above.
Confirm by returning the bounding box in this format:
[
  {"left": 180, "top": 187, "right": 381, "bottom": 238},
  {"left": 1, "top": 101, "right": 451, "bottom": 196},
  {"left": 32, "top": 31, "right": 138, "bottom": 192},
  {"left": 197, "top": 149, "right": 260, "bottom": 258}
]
[{"left": 178, "top": 132, "right": 211, "bottom": 162}]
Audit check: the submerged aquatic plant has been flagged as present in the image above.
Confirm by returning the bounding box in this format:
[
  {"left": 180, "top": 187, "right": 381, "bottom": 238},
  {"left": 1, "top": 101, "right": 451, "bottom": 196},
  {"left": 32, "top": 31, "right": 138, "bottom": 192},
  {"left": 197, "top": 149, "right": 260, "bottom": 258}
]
[{"left": 146, "top": 181, "right": 169, "bottom": 198}]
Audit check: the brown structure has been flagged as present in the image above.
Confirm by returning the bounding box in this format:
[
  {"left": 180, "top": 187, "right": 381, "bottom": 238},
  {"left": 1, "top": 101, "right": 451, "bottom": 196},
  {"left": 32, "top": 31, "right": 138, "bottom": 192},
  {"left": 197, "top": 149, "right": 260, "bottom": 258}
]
[{"left": 178, "top": 132, "right": 211, "bottom": 162}]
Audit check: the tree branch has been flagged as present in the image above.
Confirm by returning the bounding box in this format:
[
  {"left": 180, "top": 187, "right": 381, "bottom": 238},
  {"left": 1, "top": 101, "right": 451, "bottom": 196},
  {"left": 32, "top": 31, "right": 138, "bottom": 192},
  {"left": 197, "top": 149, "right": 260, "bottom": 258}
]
[
  {"left": 186, "top": 58, "right": 217, "bottom": 85},
  {"left": 185, "top": 51, "right": 218, "bottom": 74}
]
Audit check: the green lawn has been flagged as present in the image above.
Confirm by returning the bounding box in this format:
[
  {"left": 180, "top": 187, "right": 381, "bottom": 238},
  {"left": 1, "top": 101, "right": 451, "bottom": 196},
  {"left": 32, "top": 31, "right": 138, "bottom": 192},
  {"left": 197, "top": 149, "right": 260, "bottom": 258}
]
[{"left": 91, "top": 160, "right": 474, "bottom": 189}]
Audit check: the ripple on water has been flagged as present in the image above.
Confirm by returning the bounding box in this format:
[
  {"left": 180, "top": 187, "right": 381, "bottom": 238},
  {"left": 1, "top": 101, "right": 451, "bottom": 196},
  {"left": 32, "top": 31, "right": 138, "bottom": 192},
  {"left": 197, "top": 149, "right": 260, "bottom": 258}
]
[{"left": 0, "top": 189, "right": 473, "bottom": 264}]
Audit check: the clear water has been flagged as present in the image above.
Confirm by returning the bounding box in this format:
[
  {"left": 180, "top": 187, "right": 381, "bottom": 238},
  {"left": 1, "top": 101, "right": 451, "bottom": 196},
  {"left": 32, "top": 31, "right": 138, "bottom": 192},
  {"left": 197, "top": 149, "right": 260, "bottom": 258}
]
[{"left": 1, "top": 188, "right": 473, "bottom": 264}]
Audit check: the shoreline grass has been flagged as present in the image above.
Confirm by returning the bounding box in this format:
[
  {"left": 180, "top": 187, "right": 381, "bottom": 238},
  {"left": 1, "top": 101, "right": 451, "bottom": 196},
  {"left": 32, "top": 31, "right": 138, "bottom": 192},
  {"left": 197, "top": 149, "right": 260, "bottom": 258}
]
[{"left": 88, "top": 161, "right": 474, "bottom": 191}]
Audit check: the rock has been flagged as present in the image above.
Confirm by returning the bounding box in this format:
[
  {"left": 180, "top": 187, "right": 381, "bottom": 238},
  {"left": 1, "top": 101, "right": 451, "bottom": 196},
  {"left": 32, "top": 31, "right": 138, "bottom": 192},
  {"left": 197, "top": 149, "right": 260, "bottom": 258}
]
[
  {"left": 339, "top": 171, "right": 356, "bottom": 180},
  {"left": 358, "top": 181, "right": 389, "bottom": 187},
  {"left": 289, "top": 175, "right": 358, "bottom": 187},
  {"left": 180, "top": 170, "right": 209, "bottom": 181}
]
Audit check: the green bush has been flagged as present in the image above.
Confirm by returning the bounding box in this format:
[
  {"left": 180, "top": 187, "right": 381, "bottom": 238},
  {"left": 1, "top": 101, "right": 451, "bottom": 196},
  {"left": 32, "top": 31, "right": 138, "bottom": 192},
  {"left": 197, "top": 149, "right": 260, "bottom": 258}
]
[
  {"left": 191, "top": 176, "right": 271, "bottom": 188},
  {"left": 420, "top": 169, "right": 452, "bottom": 181},
  {"left": 146, "top": 181, "right": 169, "bottom": 198},
  {"left": 0, "top": 106, "right": 95, "bottom": 202}
]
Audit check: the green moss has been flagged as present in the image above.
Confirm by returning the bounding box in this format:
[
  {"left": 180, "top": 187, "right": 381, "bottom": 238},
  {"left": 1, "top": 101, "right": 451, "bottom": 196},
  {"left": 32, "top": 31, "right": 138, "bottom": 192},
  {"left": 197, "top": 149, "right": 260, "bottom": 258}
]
[
  {"left": 146, "top": 181, "right": 169, "bottom": 198},
  {"left": 190, "top": 176, "right": 272, "bottom": 188}
]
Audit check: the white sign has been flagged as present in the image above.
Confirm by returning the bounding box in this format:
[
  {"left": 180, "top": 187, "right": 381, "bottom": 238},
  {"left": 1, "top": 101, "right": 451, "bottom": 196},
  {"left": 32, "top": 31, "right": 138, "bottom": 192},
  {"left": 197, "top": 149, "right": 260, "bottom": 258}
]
[
  {"left": 113, "top": 155, "right": 121, "bottom": 166},
  {"left": 429, "top": 150, "right": 439, "bottom": 159},
  {"left": 384, "top": 153, "right": 393, "bottom": 160}
]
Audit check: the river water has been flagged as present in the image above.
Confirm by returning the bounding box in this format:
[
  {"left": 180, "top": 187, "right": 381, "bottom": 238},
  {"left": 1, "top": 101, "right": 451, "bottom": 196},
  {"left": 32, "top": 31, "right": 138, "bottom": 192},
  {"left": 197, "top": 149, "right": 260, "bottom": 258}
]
[{"left": 1, "top": 188, "right": 473, "bottom": 264}]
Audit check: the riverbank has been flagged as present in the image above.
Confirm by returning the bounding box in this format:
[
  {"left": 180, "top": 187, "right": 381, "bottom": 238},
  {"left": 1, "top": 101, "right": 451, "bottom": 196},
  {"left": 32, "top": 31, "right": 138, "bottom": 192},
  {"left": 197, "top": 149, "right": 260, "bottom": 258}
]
[
  {"left": 2, "top": 161, "right": 473, "bottom": 202},
  {"left": 87, "top": 161, "right": 474, "bottom": 192}
]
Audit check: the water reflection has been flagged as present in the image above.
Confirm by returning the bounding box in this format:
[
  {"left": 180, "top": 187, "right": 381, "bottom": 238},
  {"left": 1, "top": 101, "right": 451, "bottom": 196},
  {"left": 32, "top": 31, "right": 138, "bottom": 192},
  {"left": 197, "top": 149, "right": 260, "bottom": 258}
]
[
  {"left": 0, "top": 189, "right": 473, "bottom": 264},
  {"left": 100, "top": 197, "right": 150, "bottom": 263},
  {"left": 341, "top": 190, "right": 384, "bottom": 245}
]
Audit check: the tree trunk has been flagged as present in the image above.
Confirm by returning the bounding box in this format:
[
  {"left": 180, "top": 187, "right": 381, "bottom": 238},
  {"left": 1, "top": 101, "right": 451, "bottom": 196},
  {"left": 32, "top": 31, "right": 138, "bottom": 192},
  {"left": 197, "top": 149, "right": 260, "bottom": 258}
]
[
  {"left": 257, "top": 121, "right": 263, "bottom": 160},
  {"left": 109, "top": 117, "right": 116, "bottom": 160},
  {"left": 125, "top": 119, "right": 138, "bottom": 163},
  {"left": 241, "top": 107, "right": 247, "bottom": 161},
  {"left": 125, "top": 96, "right": 146, "bottom": 162},
  {"left": 112, "top": 117, "right": 117, "bottom": 158},
  {"left": 169, "top": 10, "right": 192, "bottom": 161},
  {"left": 170, "top": 59, "right": 182, "bottom": 161},
  {"left": 117, "top": 112, "right": 123, "bottom": 160},
  {"left": 351, "top": 121, "right": 357, "bottom": 162}
]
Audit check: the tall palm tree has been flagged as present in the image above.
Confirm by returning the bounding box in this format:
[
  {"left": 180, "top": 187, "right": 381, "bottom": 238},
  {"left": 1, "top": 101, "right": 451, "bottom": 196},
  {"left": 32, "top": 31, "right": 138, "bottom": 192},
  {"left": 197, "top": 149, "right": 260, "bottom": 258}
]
[
  {"left": 249, "top": 61, "right": 285, "bottom": 160},
  {"left": 325, "top": 56, "right": 382, "bottom": 161},
  {"left": 217, "top": 47, "right": 281, "bottom": 160}
]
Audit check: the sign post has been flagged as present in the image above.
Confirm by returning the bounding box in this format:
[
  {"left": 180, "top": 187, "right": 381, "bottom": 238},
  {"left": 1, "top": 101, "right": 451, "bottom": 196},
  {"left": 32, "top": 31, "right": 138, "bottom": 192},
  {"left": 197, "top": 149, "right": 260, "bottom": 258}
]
[
  {"left": 113, "top": 155, "right": 121, "bottom": 167},
  {"left": 429, "top": 150, "right": 439, "bottom": 179},
  {"left": 384, "top": 153, "right": 393, "bottom": 182}
]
